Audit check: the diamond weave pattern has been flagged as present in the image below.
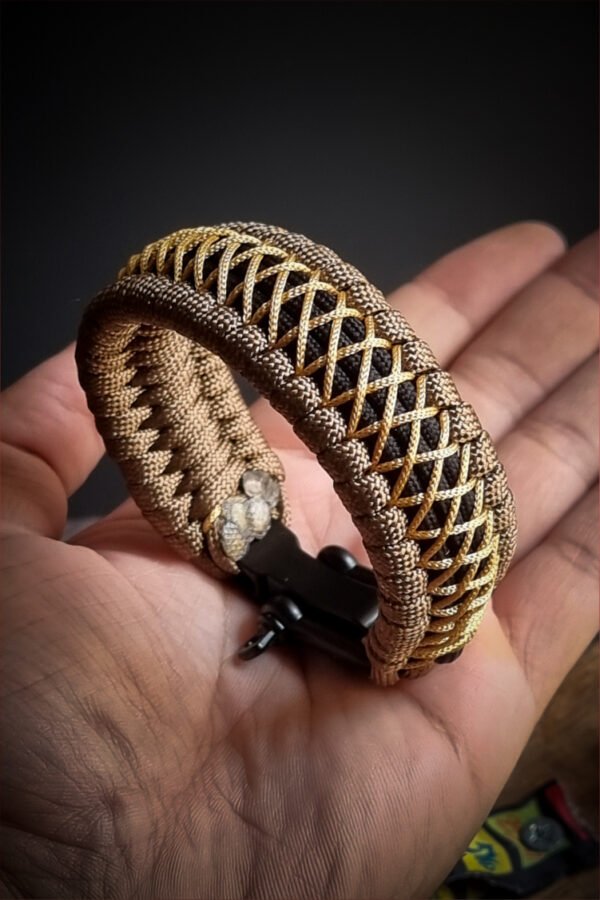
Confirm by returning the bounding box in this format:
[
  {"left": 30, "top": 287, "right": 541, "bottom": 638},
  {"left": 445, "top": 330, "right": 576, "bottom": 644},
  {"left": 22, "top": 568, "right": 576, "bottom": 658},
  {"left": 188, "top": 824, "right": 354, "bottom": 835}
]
[{"left": 76, "top": 224, "right": 517, "bottom": 685}]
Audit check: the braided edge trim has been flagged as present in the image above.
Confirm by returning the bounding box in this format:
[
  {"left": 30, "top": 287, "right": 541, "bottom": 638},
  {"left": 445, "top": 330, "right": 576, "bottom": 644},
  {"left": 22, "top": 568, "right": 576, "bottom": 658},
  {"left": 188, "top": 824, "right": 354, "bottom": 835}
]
[{"left": 76, "top": 223, "right": 517, "bottom": 684}]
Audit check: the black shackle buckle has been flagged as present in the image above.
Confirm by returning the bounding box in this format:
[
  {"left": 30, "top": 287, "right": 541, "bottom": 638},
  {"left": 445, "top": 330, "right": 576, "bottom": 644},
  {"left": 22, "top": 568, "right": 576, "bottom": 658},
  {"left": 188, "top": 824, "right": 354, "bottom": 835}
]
[{"left": 234, "top": 521, "right": 378, "bottom": 670}]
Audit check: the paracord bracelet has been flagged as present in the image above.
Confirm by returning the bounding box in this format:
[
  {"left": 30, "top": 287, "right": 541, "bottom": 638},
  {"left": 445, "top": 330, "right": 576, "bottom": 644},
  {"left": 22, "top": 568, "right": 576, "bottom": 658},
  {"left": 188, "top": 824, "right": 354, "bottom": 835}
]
[{"left": 75, "top": 223, "right": 517, "bottom": 686}]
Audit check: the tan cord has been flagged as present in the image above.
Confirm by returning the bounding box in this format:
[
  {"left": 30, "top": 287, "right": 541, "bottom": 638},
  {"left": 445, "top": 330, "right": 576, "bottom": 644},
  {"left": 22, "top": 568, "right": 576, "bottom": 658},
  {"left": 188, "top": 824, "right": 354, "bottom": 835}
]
[{"left": 75, "top": 223, "right": 517, "bottom": 686}]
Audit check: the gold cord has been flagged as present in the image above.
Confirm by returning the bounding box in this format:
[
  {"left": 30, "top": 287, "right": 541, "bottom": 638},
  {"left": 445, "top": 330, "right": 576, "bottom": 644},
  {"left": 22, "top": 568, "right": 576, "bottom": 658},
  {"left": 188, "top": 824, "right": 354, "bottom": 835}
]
[{"left": 76, "top": 223, "right": 517, "bottom": 685}]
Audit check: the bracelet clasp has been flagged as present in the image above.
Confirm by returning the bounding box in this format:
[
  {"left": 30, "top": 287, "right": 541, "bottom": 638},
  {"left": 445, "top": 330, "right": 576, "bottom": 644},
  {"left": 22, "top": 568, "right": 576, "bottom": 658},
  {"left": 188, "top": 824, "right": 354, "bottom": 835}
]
[{"left": 235, "top": 521, "right": 378, "bottom": 669}]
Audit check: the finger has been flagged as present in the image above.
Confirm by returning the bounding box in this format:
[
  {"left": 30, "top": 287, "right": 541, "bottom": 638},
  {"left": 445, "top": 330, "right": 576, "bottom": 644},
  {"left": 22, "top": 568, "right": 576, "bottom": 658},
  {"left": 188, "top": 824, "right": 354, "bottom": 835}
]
[
  {"left": 494, "top": 486, "right": 598, "bottom": 714},
  {"left": 2, "top": 344, "right": 105, "bottom": 537},
  {"left": 450, "top": 232, "right": 598, "bottom": 441},
  {"left": 388, "top": 221, "right": 566, "bottom": 364},
  {"left": 497, "top": 354, "right": 598, "bottom": 562},
  {"left": 251, "top": 222, "right": 567, "bottom": 450}
]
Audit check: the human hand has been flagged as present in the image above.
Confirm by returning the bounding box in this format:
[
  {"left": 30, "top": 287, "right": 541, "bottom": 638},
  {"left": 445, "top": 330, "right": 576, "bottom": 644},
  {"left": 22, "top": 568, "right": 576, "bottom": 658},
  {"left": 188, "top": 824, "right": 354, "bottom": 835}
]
[{"left": 2, "top": 223, "right": 597, "bottom": 899}]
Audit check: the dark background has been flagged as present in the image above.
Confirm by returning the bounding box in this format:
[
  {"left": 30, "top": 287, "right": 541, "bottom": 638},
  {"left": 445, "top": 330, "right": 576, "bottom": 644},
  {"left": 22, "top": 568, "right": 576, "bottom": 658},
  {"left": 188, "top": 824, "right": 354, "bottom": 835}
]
[{"left": 2, "top": 1, "right": 598, "bottom": 518}]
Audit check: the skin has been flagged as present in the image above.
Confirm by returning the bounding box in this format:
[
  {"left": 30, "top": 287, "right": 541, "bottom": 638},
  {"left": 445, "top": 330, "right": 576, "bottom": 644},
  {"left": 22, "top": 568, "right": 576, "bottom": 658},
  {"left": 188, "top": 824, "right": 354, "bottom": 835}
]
[{"left": 1, "top": 222, "right": 597, "bottom": 900}]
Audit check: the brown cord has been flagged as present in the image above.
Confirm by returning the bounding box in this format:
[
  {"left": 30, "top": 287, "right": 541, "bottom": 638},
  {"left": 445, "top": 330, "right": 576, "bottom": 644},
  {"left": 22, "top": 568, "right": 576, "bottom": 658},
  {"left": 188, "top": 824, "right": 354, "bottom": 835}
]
[{"left": 75, "top": 223, "right": 517, "bottom": 685}]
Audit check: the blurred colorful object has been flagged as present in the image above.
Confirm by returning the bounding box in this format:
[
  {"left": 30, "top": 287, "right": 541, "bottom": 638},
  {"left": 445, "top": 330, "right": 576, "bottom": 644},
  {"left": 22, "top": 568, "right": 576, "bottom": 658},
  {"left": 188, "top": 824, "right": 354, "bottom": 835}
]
[{"left": 433, "top": 781, "right": 598, "bottom": 898}]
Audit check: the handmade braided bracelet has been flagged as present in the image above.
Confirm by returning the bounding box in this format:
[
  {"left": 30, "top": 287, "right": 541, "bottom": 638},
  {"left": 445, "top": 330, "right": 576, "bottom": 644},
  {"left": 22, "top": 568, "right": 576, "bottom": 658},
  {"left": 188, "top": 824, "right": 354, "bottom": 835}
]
[{"left": 75, "top": 222, "right": 517, "bottom": 686}]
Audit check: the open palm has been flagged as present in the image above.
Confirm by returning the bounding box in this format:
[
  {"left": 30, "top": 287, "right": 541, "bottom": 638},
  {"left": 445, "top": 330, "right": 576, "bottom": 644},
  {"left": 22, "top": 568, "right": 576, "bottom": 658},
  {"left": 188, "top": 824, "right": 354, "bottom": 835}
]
[{"left": 2, "top": 223, "right": 597, "bottom": 900}]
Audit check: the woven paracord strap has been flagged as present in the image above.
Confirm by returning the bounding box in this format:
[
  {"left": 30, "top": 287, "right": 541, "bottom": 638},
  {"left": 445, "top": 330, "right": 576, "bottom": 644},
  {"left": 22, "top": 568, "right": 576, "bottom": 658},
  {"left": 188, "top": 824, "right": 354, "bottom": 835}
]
[{"left": 75, "top": 223, "right": 517, "bottom": 685}]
